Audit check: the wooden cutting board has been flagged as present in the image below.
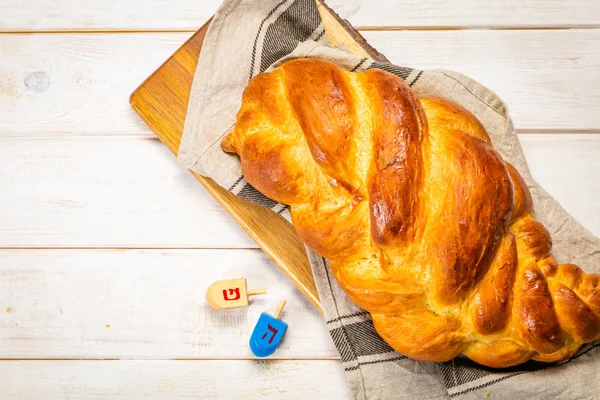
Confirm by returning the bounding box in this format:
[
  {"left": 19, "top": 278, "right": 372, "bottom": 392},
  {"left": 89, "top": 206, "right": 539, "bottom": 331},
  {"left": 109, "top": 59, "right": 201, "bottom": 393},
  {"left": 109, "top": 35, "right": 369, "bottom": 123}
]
[{"left": 129, "top": 1, "right": 388, "bottom": 313}]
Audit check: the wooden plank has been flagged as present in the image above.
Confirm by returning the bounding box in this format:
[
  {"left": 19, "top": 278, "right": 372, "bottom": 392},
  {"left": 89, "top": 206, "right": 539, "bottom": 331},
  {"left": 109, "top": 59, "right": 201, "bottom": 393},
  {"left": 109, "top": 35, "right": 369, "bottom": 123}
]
[
  {"left": 0, "top": 136, "right": 255, "bottom": 248},
  {"left": 0, "top": 360, "right": 351, "bottom": 399},
  {"left": 360, "top": 29, "right": 600, "bottom": 132},
  {"left": 1, "top": 0, "right": 598, "bottom": 31},
  {"left": 2, "top": 30, "right": 600, "bottom": 135},
  {"left": 0, "top": 249, "right": 336, "bottom": 359},
  {"left": 0, "top": 0, "right": 220, "bottom": 32},
  {"left": 0, "top": 135, "right": 597, "bottom": 247},
  {"left": 327, "top": 0, "right": 600, "bottom": 29},
  {"left": 521, "top": 134, "right": 600, "bottom": 233},
  {"left": 0, "top": 33, "right": 187, "bottom": 137}
]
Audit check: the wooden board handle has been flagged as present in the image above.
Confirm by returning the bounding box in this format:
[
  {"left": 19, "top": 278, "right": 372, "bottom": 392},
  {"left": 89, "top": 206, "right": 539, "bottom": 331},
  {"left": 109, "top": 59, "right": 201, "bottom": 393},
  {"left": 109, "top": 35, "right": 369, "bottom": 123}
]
[{"left": 316, "top": 0, "right": 389, "bottom": 62}]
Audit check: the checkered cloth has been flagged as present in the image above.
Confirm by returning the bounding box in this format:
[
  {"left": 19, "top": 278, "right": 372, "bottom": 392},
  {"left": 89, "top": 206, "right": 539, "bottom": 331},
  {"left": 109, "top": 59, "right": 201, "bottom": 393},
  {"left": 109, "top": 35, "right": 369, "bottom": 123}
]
[{"left": 178, "top": 0, "right": 600, "bottom": 398}]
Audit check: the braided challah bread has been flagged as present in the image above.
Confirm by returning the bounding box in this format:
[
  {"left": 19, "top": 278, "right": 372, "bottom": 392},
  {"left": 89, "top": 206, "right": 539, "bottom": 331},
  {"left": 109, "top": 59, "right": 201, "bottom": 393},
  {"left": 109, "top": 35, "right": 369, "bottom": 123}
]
[{"left": 222, "top": 58, "right": 600, "bottom": 368}]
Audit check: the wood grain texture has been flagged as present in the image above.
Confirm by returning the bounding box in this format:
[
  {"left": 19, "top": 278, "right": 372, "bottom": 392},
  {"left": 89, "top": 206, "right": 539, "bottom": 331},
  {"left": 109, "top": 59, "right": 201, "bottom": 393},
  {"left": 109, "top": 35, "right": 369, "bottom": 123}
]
[
  {"left": 362, "top": 29, "right": 600, "bottom": 132},
  {"left": 0, "top": 249, "right": 336, "bottom": 359},
  {"left": 0, "top": 0, "right": 597, "bottom": 396},
  {"left": 317, "top": 1, "right": 388, "bottom": 61},
  {"left": 0, "top": 136, "right": 254, "bottom": 248},
  {"left": 326, "top": 0, "right": 600, "bottom": 29},
  {"left": 0, "top": 0, "right": 220, "bottom": 32},
  {"left": 521, "top": 134, "right": 600, "bottom": 233},
  {"left": 1, "top": 0, "right": 599, "bottom": 31},
  {"left": 3, "top": 30, "right": 600, "bottom": 136},
  {"left": 0, "top": 360, "right": 351, "bottom": 399},
  {"left": 1, "top": 134, "right": 597, "bottom": 247},
  {"left": 0, "top": 33, "right": 186, "bottom": 137},
  {"left": 130, "top": 21, "right": 321, "bottom": 311}
]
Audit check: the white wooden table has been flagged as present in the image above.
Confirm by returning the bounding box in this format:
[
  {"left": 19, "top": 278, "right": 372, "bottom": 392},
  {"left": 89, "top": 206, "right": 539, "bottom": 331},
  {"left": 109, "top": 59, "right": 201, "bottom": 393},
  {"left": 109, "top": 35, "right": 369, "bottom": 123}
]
[{"left": 1, "top": 1, "right": 599, "bottom": 398}]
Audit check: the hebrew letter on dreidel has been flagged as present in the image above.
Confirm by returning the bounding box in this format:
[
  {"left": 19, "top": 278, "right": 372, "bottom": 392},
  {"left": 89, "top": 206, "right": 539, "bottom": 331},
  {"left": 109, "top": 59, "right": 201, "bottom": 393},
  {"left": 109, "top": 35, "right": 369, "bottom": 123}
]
[
  {"left": 223, "top": 288, "right": 241, "bottom": 301},
  {"left": 261, "top": 324, "right": 278, "bottom": 344},
  {"left": 205, "top": 278, "right": 266, "bottom": 310}
]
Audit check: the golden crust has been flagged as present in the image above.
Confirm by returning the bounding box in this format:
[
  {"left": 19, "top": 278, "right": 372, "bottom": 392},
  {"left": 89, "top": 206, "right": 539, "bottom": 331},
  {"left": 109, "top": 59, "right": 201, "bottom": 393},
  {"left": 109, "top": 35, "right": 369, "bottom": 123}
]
[{"left": 222, "top": 58, "right": 600, "bottom": 368}]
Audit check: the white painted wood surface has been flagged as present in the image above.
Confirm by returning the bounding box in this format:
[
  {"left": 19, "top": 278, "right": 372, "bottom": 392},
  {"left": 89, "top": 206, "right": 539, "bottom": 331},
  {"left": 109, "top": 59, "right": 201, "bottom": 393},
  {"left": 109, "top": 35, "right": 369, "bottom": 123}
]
[
  {"left": 1, "top": 135, "right": 598, "bottom": 248},
  {"left": 1, "top": 0, "right": 599, "bottom": 31},
  {"left": 523, "top": 134, "right": 600, "bottom": 235},
  {"left": 363, "top": 29, "right": 600, "bottom": 131},
  {"left": 0, "top": 136, "right": 254, "bottom": 248},
  {"left": 0, "top": 34, "right": 185, "bottom": 137},
  {"left": 0, "top": 360, "right": 351, "bottom": 399},
  {"left": 330, "top": 0, "right": 600, "bottom": 29},
  {"left": 1, "top": 0, "right": 599, "bottom": 398},
  {"left": 2, "top": 31, "right": 600, "bottom": 134},
  {"left": 0, "top": 249, "right": 337, "bottom": 359}
]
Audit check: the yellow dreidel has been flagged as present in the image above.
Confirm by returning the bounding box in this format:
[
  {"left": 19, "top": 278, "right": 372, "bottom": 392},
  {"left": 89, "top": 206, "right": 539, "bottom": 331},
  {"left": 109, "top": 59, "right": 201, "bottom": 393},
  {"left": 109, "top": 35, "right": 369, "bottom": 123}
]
[{"left": 205, "top": 278, "right": 267, "bottom": 309}]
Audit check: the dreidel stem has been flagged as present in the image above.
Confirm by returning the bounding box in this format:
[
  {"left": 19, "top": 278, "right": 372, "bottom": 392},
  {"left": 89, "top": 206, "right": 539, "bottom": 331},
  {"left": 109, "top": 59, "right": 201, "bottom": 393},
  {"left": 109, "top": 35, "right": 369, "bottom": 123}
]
[
  {"left": 247, "top": 289, "right": 267, "bottom": 296},
  {"left": 273, "top": 300, "right": 286, "bottom": 319}
]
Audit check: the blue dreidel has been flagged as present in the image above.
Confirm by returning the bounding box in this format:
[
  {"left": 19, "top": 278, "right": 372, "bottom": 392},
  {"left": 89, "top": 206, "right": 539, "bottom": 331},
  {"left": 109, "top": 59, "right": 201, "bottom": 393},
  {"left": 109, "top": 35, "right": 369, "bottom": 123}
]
[{"left": 249, "top": 300, "right": 288, "bottom": 357}]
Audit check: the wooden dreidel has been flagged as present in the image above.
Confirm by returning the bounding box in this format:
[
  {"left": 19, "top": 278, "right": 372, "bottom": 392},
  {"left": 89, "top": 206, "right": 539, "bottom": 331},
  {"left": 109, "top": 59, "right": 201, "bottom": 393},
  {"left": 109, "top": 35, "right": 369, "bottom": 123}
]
[
  {"left": 249, "top": 300, "right": 288, "bottom": 357},
  {"left": 205, "top": 278, "right": 266, "bottom": 310}
]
